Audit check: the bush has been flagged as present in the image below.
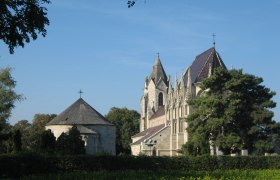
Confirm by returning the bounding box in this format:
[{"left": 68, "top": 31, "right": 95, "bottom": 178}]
[{"left": 1, "top": 154, "right": 280, "bottom": 178}]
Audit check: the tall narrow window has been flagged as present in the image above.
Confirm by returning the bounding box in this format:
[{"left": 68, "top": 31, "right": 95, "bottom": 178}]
[
  {"left": 144, "top": 96, "right": 148, "bottom": 113},
  {"left": 173, "top": 120, "right": 177, "bottom": 134},
  {"left": 179, "top": 119, "right": 184, "bottom": 133},
  {"left": 168, "top": 110, "right": 171, "bottom": 120},
  {"left": 180, "top": 106, "right": 183, "bottom": 117},
  {"left": 158, "top": 92, "right": 163, "bottom": 107}
]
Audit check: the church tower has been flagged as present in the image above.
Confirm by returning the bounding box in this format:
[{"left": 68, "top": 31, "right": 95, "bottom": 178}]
[{"left": 140, "top": 54, "right": 169, "bottom": 131}]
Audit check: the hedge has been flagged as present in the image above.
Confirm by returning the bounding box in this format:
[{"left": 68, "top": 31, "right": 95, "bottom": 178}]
[{"left": 1, "top": 153, "right": 280, "bottom": 178}]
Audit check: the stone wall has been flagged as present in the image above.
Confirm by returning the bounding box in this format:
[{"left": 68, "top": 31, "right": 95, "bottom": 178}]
[
  {"left": 87, "top": 125, "right": 116, "bottom": 155},
  {"left": 45, "top": 125, "right": 72, "bottom": 139},
  {"left": 149, "top": 115, "right": 165, "bottom": 128},
  {"left": 46, "top": 124, "right": 116, "bottom": 155}
]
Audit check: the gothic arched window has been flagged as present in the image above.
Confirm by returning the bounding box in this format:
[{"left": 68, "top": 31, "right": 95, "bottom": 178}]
[{"left": 158, "top": 92, "right": 163, "bottom": 107}]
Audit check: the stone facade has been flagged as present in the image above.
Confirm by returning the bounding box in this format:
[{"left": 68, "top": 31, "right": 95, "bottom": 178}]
[
  {"left": 131, "top": 47, "right": 226, "bottom": 156},
  {"left": 46, "top": 98, "right": 116, "bottom": 155}
]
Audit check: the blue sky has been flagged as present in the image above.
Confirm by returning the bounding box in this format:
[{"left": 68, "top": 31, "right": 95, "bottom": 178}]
[{"left": 1, "top": 0, "right": 280, "bottom": 124}]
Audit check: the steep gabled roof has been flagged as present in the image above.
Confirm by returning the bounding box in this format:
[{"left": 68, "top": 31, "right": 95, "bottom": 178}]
[
  {"left": 149, "top": 55, "right": 168, "bottom": 85},
  {"left": 183, "top": 47, "right": 226, "bottom": 86},
  {"left": 46, "top": 98, "right": 113, "bottom": 126},
  {"left": 131, "top": 124, "right": 166, "bottom": 145}
]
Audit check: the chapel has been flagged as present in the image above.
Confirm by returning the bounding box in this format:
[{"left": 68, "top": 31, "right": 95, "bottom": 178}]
[
  {"left": 131, "top": 47, "right": 226, "bottom": 156},
  {"left": 46, "top": 98, "right": 116, "bottom": 155}
]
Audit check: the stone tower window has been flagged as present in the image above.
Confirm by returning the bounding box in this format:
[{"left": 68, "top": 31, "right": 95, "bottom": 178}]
[
  {"left": 173, "top": 120, "right": 177, "bottom": 134},
  {"left": 158, "top": 92, "right": 163, "bottom": 107},
  {"left": 179, "top": 119, "right": 184, "bottom": 133}
]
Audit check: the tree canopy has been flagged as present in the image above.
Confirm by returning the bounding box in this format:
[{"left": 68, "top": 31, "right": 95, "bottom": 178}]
[
  {"left": 106, "top": 107, "right": 140, "bottom": 154},
  {"left": 56, "top": 126, "right": 85, "bottom": 155},
  {"left": 0, "top": 0, "right": 50, "bottom": 54},
  {"left": 184, "top": 67, "right": 278, "bottom": 155},
  {"left": 0, "top": 68, "right": 23, "bottom": 132}
]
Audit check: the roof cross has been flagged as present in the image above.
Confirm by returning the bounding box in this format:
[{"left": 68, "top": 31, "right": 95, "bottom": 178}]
[
  {"left": 212, "top": 33, "right": 216, "bottom": 48},
  {"left": 78, "top": 89, "right": 83, "bottom": 98}
]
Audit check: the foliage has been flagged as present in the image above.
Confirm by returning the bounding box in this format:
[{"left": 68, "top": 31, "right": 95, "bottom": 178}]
[
  {"left": 0, "top": 68, "right": 23, "bottom": 131},
  {"left": 185, "top": 68, "right": 277, "bottom": 155},
  {"left": 0, "top": 68, "right": 23, "bottom": 153},
  {"left": 2, "top": 154, "right": 280, "bottom": 178},
  {"left": 127, "top": 1, "right": 136, "bottom": 8},
  {"left": 13, "top": 120, "right": 32, "bottom": 150},
  {"left": 56, "top": 126, "right": 85, "bottom": 155},
  {"left": 38, "top": 129, "right": 55, "bottom": 154},
  {"left": 12, "top": 129, "right": 22, "bottom": 153},
  {"left": 9, "top": 114, "right": 56, "bottom": 152},
  {"left": 28, "top": 114, "right": 56, "bottom": 150},
  {"left": 105, "top": 107, "right": 140, "bottom": 154},
  {"left": 0, "top": 0, "right": 50, "bottom": 54}
]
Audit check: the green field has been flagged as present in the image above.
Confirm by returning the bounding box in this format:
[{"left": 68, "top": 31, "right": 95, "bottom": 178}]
[{"left": 21, "top": 170, "right": 280, "bottom": 180}]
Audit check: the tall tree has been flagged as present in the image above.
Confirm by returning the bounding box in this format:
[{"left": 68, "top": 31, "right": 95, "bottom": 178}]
[
  {"left": 13, "top": 120, "right": 32, "bottom": 151},
  {"left": 0, "top": 0, "right": 50, "bottom": 54},
  {"left": 0, "top": 68, "right": 23, "bottom": 132},
  {"left": 12, "top": 129, "right": 22, "bottom": 153},
  {"left": 106, "top": 107, "right": 140, "bottom": 154},
  {"left": 38, "top": 129, "right": 55, "bottom": 154},
  {"left": 56, "top": 126, "right": 85, "bottom": 155},
  {"left": 29, "top": 113, "right": 56, "bottom": 149},
  {"left": 185, "top": 68, "right": 277, "bottom": 155}
]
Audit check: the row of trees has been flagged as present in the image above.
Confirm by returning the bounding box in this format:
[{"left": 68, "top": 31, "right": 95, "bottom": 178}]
[
  {"left": 0, "top": 108, "right": 140, "bottom": 155},
  {"left": 1, "top": 117, "right": 86, "bottom": 155},
  {"left": 182, "top": 68, "right": 279, "bottom": 156}
]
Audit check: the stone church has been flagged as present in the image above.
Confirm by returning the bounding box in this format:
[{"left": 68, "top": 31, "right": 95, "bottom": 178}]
[
  {"left": 46, "top": 98, "right": 116, "bottom": 155},
  {"left": 131, "top": 47, "right": 226, "bottom": 156}
]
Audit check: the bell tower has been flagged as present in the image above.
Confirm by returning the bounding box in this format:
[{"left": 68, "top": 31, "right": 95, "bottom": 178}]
[{"left": 140, "top": 53, "right": 169, "bottom": 131}]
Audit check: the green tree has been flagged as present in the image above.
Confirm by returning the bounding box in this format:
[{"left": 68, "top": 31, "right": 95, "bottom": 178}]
[
  {"left": 13, "top": 120, "right": 32, "bottom": 151},
  {"left": 0, "top": 68, "right": 23, "bottom": 153},
  {"left": 56, "top": 126, "right": 85, "bottom": 155},
  {"left": 105, "top": 107, "right": 140, "bottom": 154},
  {"left": 29, "top": 114, "right": 56, "bottom": 150},
  {"left": 185, "top": 68, "right": 277, "bottom": 155},
  {"left": 0, "top": 0, "right": 50, "bottom": 54},
  {"left": 38, "top": 129, "right": 56, "bottom": 154},
  {"left": 12, "top": 129, "right": 22, "bottom": 153},
  {"left": 0, "top": 68, "right": 23, "bottom": 131}
]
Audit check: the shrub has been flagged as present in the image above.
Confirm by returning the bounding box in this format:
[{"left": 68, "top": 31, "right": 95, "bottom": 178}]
[{"left": 1, "top": 154, "right": 280, "bottom": 178}]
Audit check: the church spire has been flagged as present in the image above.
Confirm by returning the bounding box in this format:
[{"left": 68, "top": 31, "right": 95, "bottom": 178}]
[
  {"left": 168, "top": 75, "right": 173, "bottom": 94},
  {"left": 186, "top": 67, "right": 193, "bottom": 100},
  {"left": 149, "top": 53, "right": 168, "bottom": 85}
]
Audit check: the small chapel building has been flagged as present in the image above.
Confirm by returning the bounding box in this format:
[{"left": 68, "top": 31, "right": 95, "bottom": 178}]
[
  {"left": 131, "top": 47, "right": 226, "bottom": 156},
  {"left": 46, "top": 98, "right": 116, "bottom": 155}
]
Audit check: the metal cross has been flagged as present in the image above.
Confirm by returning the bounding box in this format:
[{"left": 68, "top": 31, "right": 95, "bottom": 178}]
[
  {"left": 157, "top": 52, "right": 160, "bottom": 58},
  {"left": 78, "top": 89, "right": 83, "bottom": 98},
  {"left": 212, "top": 33, "right": 216, "bottom": 47}
]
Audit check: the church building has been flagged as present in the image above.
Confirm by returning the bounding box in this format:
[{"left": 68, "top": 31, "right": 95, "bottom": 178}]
[
  {"left": 46, "top": 98, "right": 116, "bottom": 155},
  {"left": 131, "top": 47, "right": 226, "bottom": 156}
]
